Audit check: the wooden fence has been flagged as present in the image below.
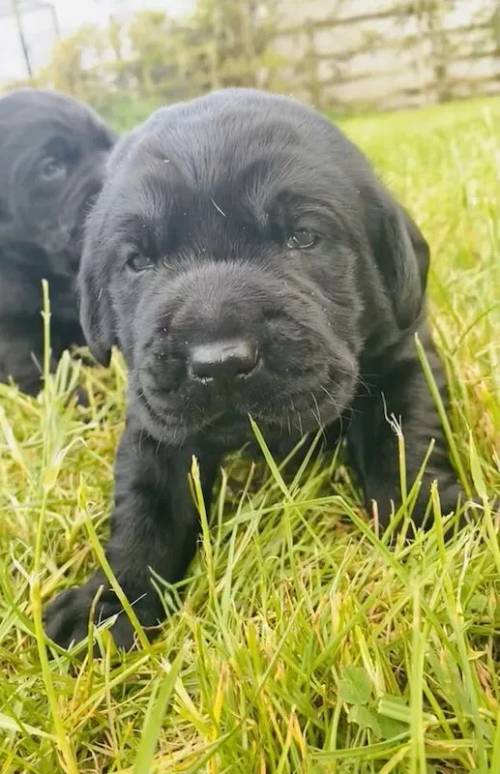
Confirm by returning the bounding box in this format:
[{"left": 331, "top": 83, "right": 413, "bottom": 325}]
[{"left": 270, "top": 0, "right": 500, "bottom": 111}]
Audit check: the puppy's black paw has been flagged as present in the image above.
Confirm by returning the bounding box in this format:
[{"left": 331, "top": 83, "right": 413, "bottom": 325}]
[
  {"left": 44, "top": 585, "right": 97, "bottom": 651},
  {"left": 44, "top": 580, "right": 162, "bottom": 652},
  {"left": 45, "top": 583, "right": 134, "bottom": 651}
]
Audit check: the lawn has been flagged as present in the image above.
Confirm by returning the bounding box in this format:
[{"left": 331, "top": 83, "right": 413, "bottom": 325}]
[{"left": 0, "top": 96, "right": 498, "bottom": 773}]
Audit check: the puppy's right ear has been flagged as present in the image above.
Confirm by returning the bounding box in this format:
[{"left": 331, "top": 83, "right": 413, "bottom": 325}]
[{"left": 79, "top": 245, "right": 115, "bottom": 367}]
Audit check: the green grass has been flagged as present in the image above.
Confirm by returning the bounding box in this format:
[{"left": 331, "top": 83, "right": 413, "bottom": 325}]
[{"left": 0, "top": 96, "right": 499, "bottom": 773}]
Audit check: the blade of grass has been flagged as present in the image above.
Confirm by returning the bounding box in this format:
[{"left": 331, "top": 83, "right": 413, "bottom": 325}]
[
  {"left": 132, "top": 649, "right": 184, "bottom": 774},
  {"left": 29, "top": 281, "right": 78, "bottom": 773}
]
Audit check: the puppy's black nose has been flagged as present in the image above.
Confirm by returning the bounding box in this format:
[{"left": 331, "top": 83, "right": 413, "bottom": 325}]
[{"left": 189, "top": 339, "right": 258, "bottom": 381}]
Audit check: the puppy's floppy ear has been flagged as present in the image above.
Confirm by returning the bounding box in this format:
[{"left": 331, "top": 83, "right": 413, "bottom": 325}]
[
  {"left": 79, "top": 240, "right": 115, "bottom": 367},
  {"left": 78, "top": 133, "right": 139, "bottom": 366},
  {"left": 367, "top": 188, "right": 430, "bottom": 330}
]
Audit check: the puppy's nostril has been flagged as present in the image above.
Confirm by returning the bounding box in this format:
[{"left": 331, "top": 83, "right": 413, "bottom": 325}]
[{"left": 189, "top": 339, "right": 258, "bottom": 382}]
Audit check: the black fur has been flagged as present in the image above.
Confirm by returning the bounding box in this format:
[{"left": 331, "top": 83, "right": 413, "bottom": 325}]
[
  {"left": 45, "top": 89, "right": 461, "bottom": 649},
  {"left": 0, "top": 89, "right": 115, "bottom": 393}
]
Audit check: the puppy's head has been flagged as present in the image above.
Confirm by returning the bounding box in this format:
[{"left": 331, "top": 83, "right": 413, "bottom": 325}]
[
  {"left": 0, "top": 88, "right": 115, "bottom": 276},
  {"left": 81, "top": 89, "right": 429, "bottom": 447}
]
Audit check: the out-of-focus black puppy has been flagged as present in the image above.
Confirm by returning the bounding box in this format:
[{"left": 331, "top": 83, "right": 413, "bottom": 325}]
[
  {"left": 0, "top": 88, "right": 115, "bottom": 394},
  {"left": 45, "top": 89, "right": 461, "bottom": 649}
]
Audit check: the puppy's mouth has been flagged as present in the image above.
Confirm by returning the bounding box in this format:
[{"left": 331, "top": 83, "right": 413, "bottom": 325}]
[{"left": 135, "top": 376, "right": 351, "bottom": 447}]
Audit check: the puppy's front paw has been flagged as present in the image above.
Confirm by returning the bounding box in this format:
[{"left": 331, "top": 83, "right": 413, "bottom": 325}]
[
  {"left": 44, "top": 585, "right": 97, "bottom": 650},
  {"left": 44, "top": 582, "right": 139, "bottom": 651},
  {"left": 44, "top": 578, "right": 164, "bottom": 651}
]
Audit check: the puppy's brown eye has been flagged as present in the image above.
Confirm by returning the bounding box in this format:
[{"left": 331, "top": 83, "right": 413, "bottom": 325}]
[
  {"left": 38, "top": 156, "right": 67, "bottom": 183},
  {"left": 286, "top": 229, "right": 317, "bottom": 250},
  {"left": 126, "top": 251, "right": 155, "bottom": 272}
]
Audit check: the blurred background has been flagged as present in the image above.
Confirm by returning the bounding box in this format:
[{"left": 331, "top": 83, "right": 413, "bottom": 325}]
[{"left": 0, "top": 0, "right": 499, "bottom": 129}]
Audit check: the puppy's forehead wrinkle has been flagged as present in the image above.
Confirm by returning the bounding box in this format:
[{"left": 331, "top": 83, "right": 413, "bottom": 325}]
[
  {"left": 109, "top": 161, "right": 351, "bottom": 248},
  {"left": 127, "top": 111, "right": 305, "bottom": 194},
  {"left": 105, "top": 99, "right": 368, "bottom": 252},
  {"left": 114, "top": 155, "right": 360, "bottom": 256}
]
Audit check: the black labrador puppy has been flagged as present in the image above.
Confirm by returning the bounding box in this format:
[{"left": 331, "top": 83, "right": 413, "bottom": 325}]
[
  {"left": 45, "top": 89, "right": 461, "bottom": 649},
  {"left": 0, "top": 88, "right": 115, "bottom": 394}
]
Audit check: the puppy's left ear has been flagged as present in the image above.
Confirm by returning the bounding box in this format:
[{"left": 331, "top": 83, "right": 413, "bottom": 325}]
[{"left": 368, "top": 191, "right": 430, "bottom": 330}]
